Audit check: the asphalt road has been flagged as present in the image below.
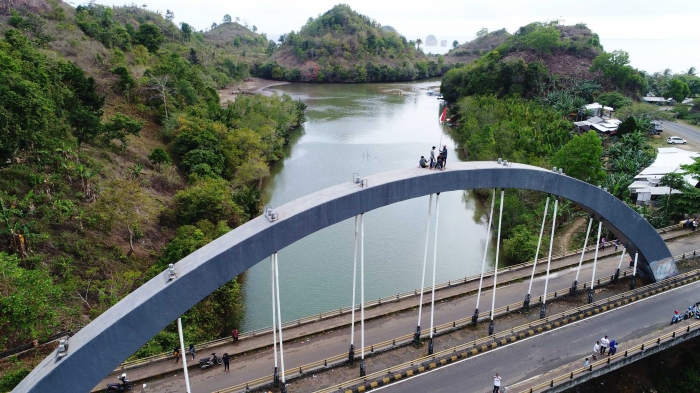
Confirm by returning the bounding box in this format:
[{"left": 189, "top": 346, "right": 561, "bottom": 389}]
[
  {"left": 661, "top": 121, "right": 700, "bottom": 144},
  {"left": 376, "top": 275, "right": 700, "bottom": 393},
  {"left": 142, "top": 236, "right": 699, "bottom": 393}
]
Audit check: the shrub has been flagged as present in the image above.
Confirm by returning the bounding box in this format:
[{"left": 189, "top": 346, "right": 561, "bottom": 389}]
[{"left": 148, "top": 147, "right": 171, "bottom": 165}]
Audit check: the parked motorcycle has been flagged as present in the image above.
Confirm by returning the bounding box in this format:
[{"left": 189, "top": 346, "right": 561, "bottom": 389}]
[
  {"left": 106, "top": 373, "right": 133, "bottom": 391},
  {"left": 199, "top": 353, "right": 223, "bottom": 369}
]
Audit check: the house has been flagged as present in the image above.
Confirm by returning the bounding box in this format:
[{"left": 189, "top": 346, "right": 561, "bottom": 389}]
[
  {"left": 628, "top": 147, "right": 700, "bottom": 206},
  {"left": 584, "top": 103, "right": 615, "bottom": 118},
  {"left": 643, "top": 96, "right": 673, "bottom": 106}
]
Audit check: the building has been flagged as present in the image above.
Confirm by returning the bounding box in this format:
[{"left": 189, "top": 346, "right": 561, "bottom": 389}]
[
  {"left": 584, "top": 103, "right": 615, "bottom": 118},
  {"left": 629, "top": 147, "right": 700, "bottom": 206}
]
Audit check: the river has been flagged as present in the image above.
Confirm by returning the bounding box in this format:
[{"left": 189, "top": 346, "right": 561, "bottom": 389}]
[{"left": 240, "top": 80, "right": 497, "bottom": 331}]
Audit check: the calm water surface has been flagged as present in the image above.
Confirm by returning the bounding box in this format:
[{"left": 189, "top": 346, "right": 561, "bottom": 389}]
[{"left": 240, "top": 80, "right": 498, "bottom": 331}]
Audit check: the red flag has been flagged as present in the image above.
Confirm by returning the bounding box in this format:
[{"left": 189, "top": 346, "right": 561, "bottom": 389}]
[{"left": 439, "top": 107, "right": 447, "bottom": 123}]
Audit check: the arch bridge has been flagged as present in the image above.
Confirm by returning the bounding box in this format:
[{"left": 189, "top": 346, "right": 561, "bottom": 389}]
[{"left": 15, "top": 162, "right": 677, "bottom": 393}]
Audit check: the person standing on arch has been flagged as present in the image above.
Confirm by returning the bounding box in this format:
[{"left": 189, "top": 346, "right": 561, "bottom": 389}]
[
  {"left": 430, "top": 146, "right": 436, "bottom": 169},
  {"left": 441, "top": 145, "right": 448, "bottom": 168}
]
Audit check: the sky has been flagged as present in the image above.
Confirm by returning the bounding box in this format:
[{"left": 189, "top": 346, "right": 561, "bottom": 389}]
[{"left": 94, "top": 0, "right": 700, "bottom": 73}]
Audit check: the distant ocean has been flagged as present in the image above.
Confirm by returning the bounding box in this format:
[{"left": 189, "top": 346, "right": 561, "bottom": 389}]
[{"left": 414, "top": 36, "right": 700, "bottom": 76}]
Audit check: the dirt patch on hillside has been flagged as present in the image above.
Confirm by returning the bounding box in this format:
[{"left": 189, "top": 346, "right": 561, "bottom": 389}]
[
  {"left": 218, "top": 78, "right": 290, "bottom": 106},
  {"left": 503, "top": 51, "right": 599, "bottom": 80}
]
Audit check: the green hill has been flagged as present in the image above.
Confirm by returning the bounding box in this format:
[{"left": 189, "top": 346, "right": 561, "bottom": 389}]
[
  {"left": 262, "top": 4, "right": 448, "bottom": 82},
  {"left": 444, "top": 28, "right": 510, "bottom": 65},
  {"left": 0, "top": 0, "right": 305, "bottom": 384}
]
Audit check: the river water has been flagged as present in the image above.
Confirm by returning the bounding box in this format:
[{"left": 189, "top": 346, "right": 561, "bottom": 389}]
[{"left": 240, "top": 80, "right": 497, "bottom": 331}]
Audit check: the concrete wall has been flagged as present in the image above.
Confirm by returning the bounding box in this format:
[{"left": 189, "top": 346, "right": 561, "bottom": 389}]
[{"left": 14, "top": 162, "right": 676, "bottom": 393}]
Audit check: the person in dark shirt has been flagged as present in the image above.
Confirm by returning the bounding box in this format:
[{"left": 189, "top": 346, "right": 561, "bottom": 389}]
[
  {"left": 419, "top": 156, "right": 428, "bottom": 168},
  {"left": 441, "top": 145, "right": 448, "bottom": 168}
]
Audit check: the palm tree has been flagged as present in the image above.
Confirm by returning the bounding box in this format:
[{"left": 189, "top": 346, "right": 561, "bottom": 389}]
[
  {"left": 688, "top": 66, "right": 697, "bottom": 76},
  {"left": 416, "top": 38, "right": 422, "bottom": 50}
]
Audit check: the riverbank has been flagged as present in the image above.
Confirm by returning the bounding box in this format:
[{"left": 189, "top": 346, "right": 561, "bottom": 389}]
[{"left": 218, "top": 77, "right": 290, "bottom": 105}]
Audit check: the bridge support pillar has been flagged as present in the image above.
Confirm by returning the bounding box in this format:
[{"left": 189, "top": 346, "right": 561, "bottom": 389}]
[
  {"left": 413, "top": 326, "right": 421, "bottom": 346},
  {"left": 614, "top": 268, "right": 620, "bottom": 283},
  {"left": 588, "top": 288, "right": 594, "bottom": 304},
  {"left": 540, "top": 303, "right": 547, "bottom": 319},
  {"left": 273, "top": 366, "right": 279, "bottom": 387},
  {"left": 428, "top": 338, "right": 434, "bottom": 355},
  {"left": 471, "top": 309, "right": 479, "bottom": 327},
  {"left": 630, "top": 276, "right": 637, "bottom": 290},
  {"left": 360, "top": 359, "right": 366, "bottom": 377},
  {"left": 570, "top": 280, "right": 578, "bottom": 296},
  {"left": 488, "top": 321, "right": 495, "bottom": 336},
  {"left": 523, "top": 294, "right": 530, "bottom": 311},
  {"left": 348, "top": 344, "right": 355, "bottom": 364}
]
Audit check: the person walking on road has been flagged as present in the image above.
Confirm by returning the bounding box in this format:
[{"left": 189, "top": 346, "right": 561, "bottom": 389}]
[
  {"left": 694, "top": 219, "right": 698, "bottom": 232},
  {"left": 609, "top": 339, "right": 617, "bottom": 356},
  {"left": 600, "top": 237, "right": 606, "bottom": 250},
  {"left": 189, "top": 343, "right": 195, "bottom": 360},
  {"left": 441, "top": 145, "right": 448, "bottom": 168},
  {"left": 593, "top": 341, "right": 600, "bottom": 360},
  {"left": 584, "top": 358, "right": 589, "bottom": 367},
  {"left": 615, "top": 240, "right": 619, "bottom": 251},
  {"left": 232, "top": 328, "right": 239, "bottom": 344},
  {"left": 222, "top": 353, "right": 230, "bottom": 372},
  {"left": 600, "top": 335, "right": 609, "bottom": 355},
  {"left": 492, "top": 373, "right": 502, "bottom": 393},
  {"left": 430, "top": 146, "right": 436, "bottom": 169},
  {"left": 173, "top": 348, "right": 180, "bottom": 363}
]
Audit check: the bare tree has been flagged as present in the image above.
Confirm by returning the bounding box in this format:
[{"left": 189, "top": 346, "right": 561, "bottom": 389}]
[{"left": 146, "top": 74, "right": 171, "bottom": 119}]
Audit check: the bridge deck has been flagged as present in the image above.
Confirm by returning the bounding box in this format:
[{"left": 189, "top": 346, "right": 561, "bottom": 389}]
[{"left": 113, "top": 232, "right": 699, "bottom": 393}]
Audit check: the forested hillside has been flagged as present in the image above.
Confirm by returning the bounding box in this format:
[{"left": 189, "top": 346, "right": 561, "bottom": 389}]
[
  {"left": 441, "top": 21, "right": 700, "bottom": 266},
  {"left": 0, "top": 0, "right": 305, "bottom": 386},
  {"left": 261, "top": 4, "right": 449, "bottom": 82}
]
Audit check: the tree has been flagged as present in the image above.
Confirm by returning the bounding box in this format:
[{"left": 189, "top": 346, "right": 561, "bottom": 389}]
[
  {"left": 146, "top": 74, "right": 171, "bottom": 118},
  {"left": 452, "top": 40, "right": 459, "bottom": 48},
  {"left": 278, "top": 33, "right": 286, "bottom": 44},
  {"left": 659, "top": 172, "right": 687, "bottom": 215},
  {"left": 476, "top": 28, "right": 488, "bottom": 38},
  {"left": 174, "top": 178, "right": 241, "bottom": 225},
  {"left": 235, "top": 17, "right": 240, "bottom": 23},
  {"left": 416, "top": 38, "right": 422, "bottom": 50},
  {"left": 0, "top": 252, "right": 62, "bottom": 349},
  {"left": 211, "top": 22, "right": 217, "bottom": 30},
  {"left": 552, "top": 130, "right": 605, "bottom": 185},
  {"left": 148, "top": 147, "right": 171, "bottom": 165},
  {"left": 187, "top": 48, "right": 199, "bottom": 65},
  {"left": 135, "top": 22, "right": 165, "bottom": 53},
  {"left": 165, "top": 9, "right": 174, "bottom": 22},
  {"left": 664, "top": 78, "right": 690, "bottom": 103},
  {"left": 522, "top": 25, "right": 560, "bottom": 54},
  {"left": 688, "top": 66, "right": 697, "bottom": 76},
  {"left": 596, "top": 91, "right": 632, "bottom": 109},
  {"left": 180, "top": 22, "right": 192, "bottom": 41},
  {"left": 616, "top": 116, "right": 637, "bottom": 136},
  {"left": 252, "top": 25, "right": 257, "bottom": 33},
  {"left": 223, "top": 14, "right": 231, "bottom": 24},
  {"left": 94, "top": 179, "right": 159, "bottom": 255},
  {"left": 101, "top": 113, "right": 143, "bottom": 149}
]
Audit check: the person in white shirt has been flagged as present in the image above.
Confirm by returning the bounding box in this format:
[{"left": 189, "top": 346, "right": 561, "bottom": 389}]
[
  {"left": 600, "top": 335, "right": 609, "bottom": 355},
  {"left": 584, "top": 358, "right": 589, "bottom": 367},
  {"left": 593, "top": 341, "right": 600, "bottom": 360},
  {"left": 492, "top": 373, "right": 502, "bottom": 393}
]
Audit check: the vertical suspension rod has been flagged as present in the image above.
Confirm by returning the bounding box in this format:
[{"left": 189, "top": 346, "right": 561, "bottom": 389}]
[
  {"left": 489, "top": 189, "right": 505, "bottom": 329},
  {"left": 271, "top": 256, "right": 278, "bottom": 383},
  {"left": 527, "top": 195, "right": 551, "bottom": 295},
  {"left": 349, "top": 216, "right": 359, "bottom": 359},
  {"left": 541, "top": 198, "right": 559, "bottom": 311},
  {"left": 575, "top": 218, "right": 594, "bottom": 283},
  {"left": 360, "top": 214, "right": 366, "bottom": 376},
  {"left": 590, "top": 221, "right": 603, "bottom": 290},
  {"left": 416, "top": 195, "right": 434, "bottom": 340},
  {"left": 429, "top": 194, "right": 441, "bottom": 341},
  {"left": 475, "top": 189, "right": 496, "bottom": 313},
  {"left": 274, "top": 253, "right": 286, "bottom": 386}
]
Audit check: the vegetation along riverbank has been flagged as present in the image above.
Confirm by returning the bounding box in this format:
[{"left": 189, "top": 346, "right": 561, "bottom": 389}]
[{"left": 440, "top": 21, "right": 700, "bottom": 264}]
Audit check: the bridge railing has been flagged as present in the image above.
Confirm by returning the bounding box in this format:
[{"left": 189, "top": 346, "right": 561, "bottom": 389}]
[
  {"left": 214, "top": 249, "right": 700, "bottom": 393},
  {"left": 517, "top": 319, "right": 700, "bottom": 393},
  {"left": 110, "top": 232, "right": 692, "bottom": 372}
]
